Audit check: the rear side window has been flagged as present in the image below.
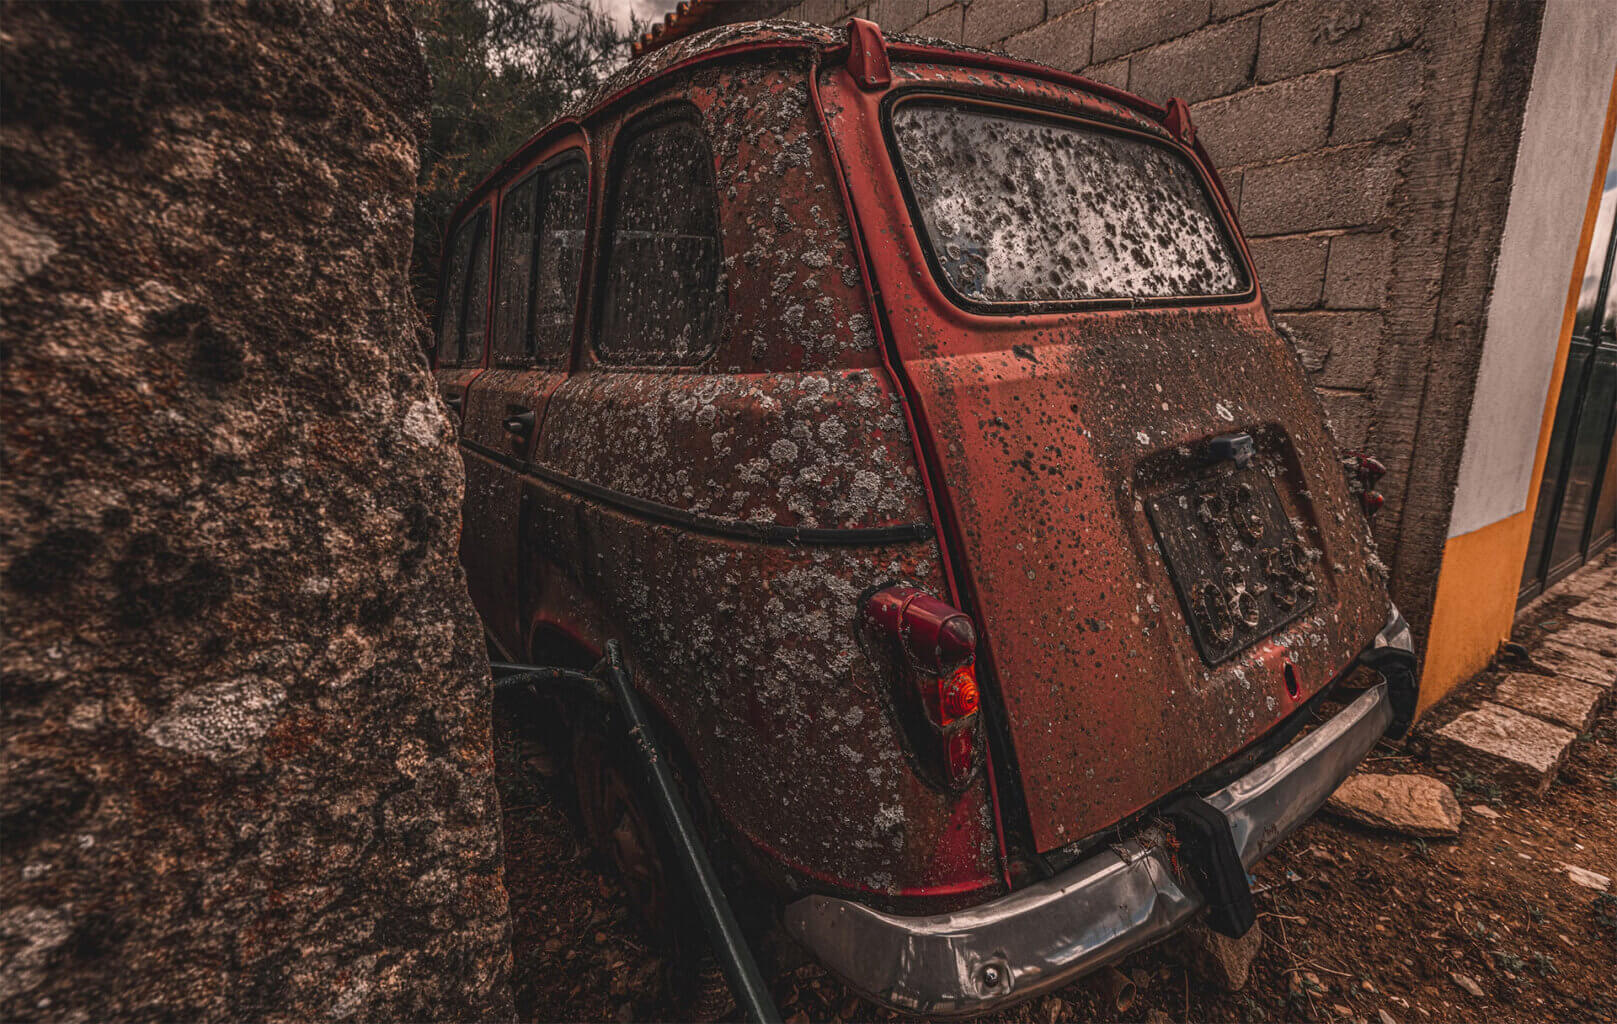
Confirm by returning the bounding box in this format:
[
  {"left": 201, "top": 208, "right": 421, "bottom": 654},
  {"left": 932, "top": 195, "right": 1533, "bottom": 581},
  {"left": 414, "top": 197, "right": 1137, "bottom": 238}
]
[
  {"left": 890, "top": 102, "right": 1247, "bottom": 309},
  {"left": 597, "top": 109, "right": 723, "bottom": 365},
  {"left": 461, "top": 212, "right": 492, "bottom": 363},
  {"left": 491, "top": 173, "right": 539, "bottom": 366},
  {"left": 490, "top": 156, "right": 588, "bottom": 368},
  {"left": 532, "top": 160, "right": 588, "bottom": 366},
  {"left": 435, "top": 210, "right": 486, "bottom": 367}
]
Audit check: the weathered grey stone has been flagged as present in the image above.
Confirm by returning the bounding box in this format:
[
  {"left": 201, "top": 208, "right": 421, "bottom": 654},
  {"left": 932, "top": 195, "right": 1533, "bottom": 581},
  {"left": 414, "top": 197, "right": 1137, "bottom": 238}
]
[
  {"left": 1428, "top": 702, "right": 1577, "bottom": 797},
  {"left": 1533, "top": 641, "right": 1615, "bottom": 689},
  {"left": 1276, "top": 311, "right": 1384, "bottom": 389},
  {"left": 1128, "top": 17, "right": 1261, "bottom": 105},
  {"left": 1255, "top": 0, "right": 1423, "bottom": 83},
  {"left": 1548, "top": 620, "right": 1617, "bottom": 659},
  {"left": 962, "top": 0, "right": 1044, "bottom": 47},
  {"left": 1324, "top": 773, "right": 1462, "bottom": 838},
  {"left": 1240, "top": 144, "right": 1400, "bottom": 235},
  {"left": 1325, "top": 231, "right": 1396, "bottom": 310},
  {"left": 1003, "top": 8, "right": 1094, "bottom": 71},
  {"left": 1567, "top": 588, "right": 1617, "bottom": 626},
  {"left": 1332, "top": 50, "right": 1423, "bottom": 145},
  {"left": 1248, "top": 235, "right": 1328, "bottom": 310},
  {"left": 1191, "top": 72, "right": 1333, "bottom": 166},
  {"left": 1169, "top": 918, "right": 1263, "bottom": 992},
  {"left": 1493, "top": 673, "right": 1607, "bottom": 732},
  {"left": 0, "top": 5, "right": 511, "bottom": 1020},
  {"left": 1093, "top": 0, "right": 1209, "bottom": 62}
]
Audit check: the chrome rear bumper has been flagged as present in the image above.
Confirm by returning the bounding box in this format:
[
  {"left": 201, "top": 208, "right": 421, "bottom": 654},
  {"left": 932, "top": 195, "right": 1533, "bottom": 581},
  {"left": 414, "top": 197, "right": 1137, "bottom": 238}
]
[{"left": 784, "top": 680, "right": 1394, "bottom": 1015}]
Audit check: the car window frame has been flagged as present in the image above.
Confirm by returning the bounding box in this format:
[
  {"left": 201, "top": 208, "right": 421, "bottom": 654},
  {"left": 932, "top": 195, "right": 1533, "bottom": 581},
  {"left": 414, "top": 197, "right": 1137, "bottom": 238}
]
[
  {"left": 590, "top": 102, "right": 726, "bottom": 368},
  {"left": 881, "top": 90, "right": 1256, "bottom": 317},
  {"left": 434, "top": 206, "right": 490, "bottom": 369},
  {"left": 490, "top": 148, "right": 590, "bottom": 370}
]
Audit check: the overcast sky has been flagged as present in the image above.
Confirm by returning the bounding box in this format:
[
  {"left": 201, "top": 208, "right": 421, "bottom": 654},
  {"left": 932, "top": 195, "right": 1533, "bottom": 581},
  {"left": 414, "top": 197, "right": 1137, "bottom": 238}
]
[{"left": 599, "top": 0, "right": 683, "bottom": 33}]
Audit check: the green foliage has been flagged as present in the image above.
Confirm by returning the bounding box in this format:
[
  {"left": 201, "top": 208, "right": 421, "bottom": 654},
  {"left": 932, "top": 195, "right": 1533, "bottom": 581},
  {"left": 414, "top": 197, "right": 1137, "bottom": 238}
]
[{"left": 410, "top": 0, "right": 637, "bottom": 320}]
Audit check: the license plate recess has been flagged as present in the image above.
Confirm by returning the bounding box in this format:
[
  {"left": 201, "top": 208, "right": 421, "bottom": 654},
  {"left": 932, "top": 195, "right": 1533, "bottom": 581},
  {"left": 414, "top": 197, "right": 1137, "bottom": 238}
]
[{"left": 1146, "top": 465, "right": 1316, "bottom": 664}]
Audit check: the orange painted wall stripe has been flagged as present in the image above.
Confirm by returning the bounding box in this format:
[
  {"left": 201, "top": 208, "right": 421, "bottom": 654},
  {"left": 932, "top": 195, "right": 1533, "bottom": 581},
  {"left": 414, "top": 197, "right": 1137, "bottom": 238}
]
[{"left": 1418, "top": 68, "right": 1617, "bottom": 714}]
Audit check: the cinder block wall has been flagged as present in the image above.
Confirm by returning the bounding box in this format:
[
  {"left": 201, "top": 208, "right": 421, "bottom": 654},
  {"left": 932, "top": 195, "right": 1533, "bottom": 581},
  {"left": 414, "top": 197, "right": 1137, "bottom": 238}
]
[{"left": 755, "top": 0, "right": 1543, "bottom": 641}]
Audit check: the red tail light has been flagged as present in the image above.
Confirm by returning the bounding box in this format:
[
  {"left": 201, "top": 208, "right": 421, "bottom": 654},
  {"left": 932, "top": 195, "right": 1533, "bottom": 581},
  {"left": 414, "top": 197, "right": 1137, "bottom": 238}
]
[{"left": 866, "top": 587, "right": 983, "bottom": 791}]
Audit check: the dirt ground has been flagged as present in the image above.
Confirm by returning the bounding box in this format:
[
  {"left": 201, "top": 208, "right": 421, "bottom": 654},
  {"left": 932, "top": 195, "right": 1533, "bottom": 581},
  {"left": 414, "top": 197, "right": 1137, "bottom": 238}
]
[{"left": 495, "top": 581, "right": 1616, "bottom": 1024}]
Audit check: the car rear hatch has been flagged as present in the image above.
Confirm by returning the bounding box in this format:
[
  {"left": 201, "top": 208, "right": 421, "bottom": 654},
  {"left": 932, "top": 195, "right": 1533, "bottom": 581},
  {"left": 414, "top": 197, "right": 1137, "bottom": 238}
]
[{"left": 818, "top": 59, "right": 1392, "bottom": 853}]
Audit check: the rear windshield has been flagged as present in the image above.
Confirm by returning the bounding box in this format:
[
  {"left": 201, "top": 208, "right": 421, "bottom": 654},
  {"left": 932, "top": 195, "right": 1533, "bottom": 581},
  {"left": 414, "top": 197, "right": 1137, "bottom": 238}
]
[{"left": 890, "top": 101, "right": 1247, "bottom": 308}]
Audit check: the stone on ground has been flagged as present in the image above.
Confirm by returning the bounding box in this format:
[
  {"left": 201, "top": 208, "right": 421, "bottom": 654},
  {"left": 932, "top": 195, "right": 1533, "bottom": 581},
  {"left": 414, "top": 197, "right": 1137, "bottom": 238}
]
[
  {"left": 1492, "top": 672, "right": 1608, "bottom": 731},
  {"left": 1469, "top": 804, "right": 1501, "bottom": 820},
  {"left": 1532, "top": 641, "right": 1615, "bottom": 688},
  {"left": 1547, "top": 619, "right": 1617, "bottom": 658},
  {"left": 1170, "top": 919, "right": 1263, "bottom": 992},
  {"left": 1427, "top": 702, "right": 1577, "bottom": 797},
  {"left": 1324, "top": 773, "right": 1462, "bottom": 838},
  {"left": 1557, "top": 863, "right": 1612, "bottom": 891},
  {"left": 1451, "top": 973, "right": 1485, "bottom": 998},
  {"left": 1567, "top": 588, "right": 1617, "bottom": 625}
]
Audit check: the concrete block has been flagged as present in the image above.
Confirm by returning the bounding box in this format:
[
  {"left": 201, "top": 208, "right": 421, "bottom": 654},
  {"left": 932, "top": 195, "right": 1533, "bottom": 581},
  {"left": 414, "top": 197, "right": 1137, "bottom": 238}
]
[
  {"left": 1324, "top": 231, "right": 1395, "bottom": 309},
  {"left": 1247, "top": 234, "right": 1327, "bottom": 310},
  {"left": 1548, "top": 620, "right": 1617, "bottom": 659},
  {"left": 1093, "top": 0, "right": 1210, "bottom": 62},
  {"left": 1331, "top": 50, "right": 1422, "bottom": 145},
  {"left": 1256, "top": 0, "right": 1422, "bottom": 83},
  {"left": 1213, "top": 0, "right": 1268, "bottom": 16},
  {"left": 879, "top": 0, "right": 930, "bottom": 31},
  {"left": 1239, "top": 143, "right": 1398, "bottom": 235},
  {"left": 1191, "top": 71, "right": 1332, "bottom": 166},
  {"left": 1316, "top": 388, "right": 1371, "bottom": 450},
  {"left": 1492, "top": 673, "right": 1607, "bottom": 733},
  {"left": 1568, "top": 588, "right": 1617, "bottom": 626},
  {"left": 963, "top": 0, "right": 1045, "bottom": 46},
  {"left": 800, "top": 0, "right": 845, "bottom": 23},
  {"left": 1428, "top": 702, "right": 1577, "bottom": 798},
  {"left": 1003, "top": 8, "right": 1095, "bottom": 71},
  {"left": 1221, "top": 166, "right": 1243, "bottom": 210},
  {"left": 1082, "top": 57, "right": 1131, "bottom": 90},
  {"left": 1533, "top": 642, "right": 1615, "bottom": 690},
  {"left": 911, "top": 2, "right": 963, "bottom": 40},
  {"left": 1129, "top": 17, "right": 1260, "bottom": 106},
  {"left": 1275, "top": 311, "right": 1383, "bottom": 389}
]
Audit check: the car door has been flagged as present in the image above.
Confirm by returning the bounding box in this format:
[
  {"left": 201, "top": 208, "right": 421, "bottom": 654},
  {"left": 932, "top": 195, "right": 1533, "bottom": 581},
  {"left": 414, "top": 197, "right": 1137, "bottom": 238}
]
[
  {"left": 820, "top": 64, "right": 1391, "bottom": 852},
  {"left": 458, "top": 142, "right": 590, "bottom": 656},
  {"left": 432, "top": 205, "right": 490, "bottom": 428}
]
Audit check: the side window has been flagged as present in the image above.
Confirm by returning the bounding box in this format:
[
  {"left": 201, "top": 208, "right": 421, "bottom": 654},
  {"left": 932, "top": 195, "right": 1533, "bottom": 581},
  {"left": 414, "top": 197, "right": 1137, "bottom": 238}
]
[
  {"left": 491, "top": 174, "right": 538, "bottom": 366},
  {"left": 532, "top": 159, "right": 588, "bottom": 367},
  {"left": 597, "top": 109, "right": 724, "bottom": 365},
  {"left": 435, "top": 211, "right": 483, "bottom": 367},
  {"left": 461, "top": 210, "right": 492, "bottom": 366}
]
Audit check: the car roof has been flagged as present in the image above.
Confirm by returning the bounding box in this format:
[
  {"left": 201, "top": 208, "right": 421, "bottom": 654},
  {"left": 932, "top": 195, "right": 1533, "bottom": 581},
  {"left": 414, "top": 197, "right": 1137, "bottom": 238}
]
[{"left": 449, "top": 18, "right": 1173, "bottom": 228}]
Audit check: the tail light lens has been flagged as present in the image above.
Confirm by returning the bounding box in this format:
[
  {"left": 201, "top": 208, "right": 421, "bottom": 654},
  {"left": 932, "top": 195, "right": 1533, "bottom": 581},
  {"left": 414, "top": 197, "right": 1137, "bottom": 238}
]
[{"left": 866, "top": 587, "right": 983, "bottom": 791}]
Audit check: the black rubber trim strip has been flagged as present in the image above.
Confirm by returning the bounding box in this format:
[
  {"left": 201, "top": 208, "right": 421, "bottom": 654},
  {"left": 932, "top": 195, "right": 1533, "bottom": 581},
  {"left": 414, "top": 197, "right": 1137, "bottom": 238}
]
[{"left": 459, "top": 436, "right": 935, "bottom": 547}]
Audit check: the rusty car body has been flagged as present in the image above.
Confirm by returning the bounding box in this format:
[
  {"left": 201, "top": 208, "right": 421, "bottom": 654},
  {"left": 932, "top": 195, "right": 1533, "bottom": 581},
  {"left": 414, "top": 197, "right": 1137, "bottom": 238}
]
[{"left": 431, "top": 19, "right": 1417, "bottom": 1015}]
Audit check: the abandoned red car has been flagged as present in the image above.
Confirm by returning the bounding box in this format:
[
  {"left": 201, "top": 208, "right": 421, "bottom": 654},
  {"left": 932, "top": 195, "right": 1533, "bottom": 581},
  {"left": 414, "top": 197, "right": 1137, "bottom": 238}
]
[{"left": 431, "top": 19, "right": 1417, "bottom": 1016}]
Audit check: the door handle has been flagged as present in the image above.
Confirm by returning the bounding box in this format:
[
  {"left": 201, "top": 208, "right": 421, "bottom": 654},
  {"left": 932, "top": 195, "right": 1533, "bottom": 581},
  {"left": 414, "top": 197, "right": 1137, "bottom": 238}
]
[
  {"left": 445, "top": 393, "right": 462, "bottom": 415},
  {"left": 503, "top": 410, "right": 537, "bottom": 438}
]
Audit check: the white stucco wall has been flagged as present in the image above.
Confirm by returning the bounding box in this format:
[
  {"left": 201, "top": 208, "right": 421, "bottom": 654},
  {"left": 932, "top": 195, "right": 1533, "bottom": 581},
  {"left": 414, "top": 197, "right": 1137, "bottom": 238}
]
[{"left": 1446, "top": 2, "right": 1617, "bottom": 539}]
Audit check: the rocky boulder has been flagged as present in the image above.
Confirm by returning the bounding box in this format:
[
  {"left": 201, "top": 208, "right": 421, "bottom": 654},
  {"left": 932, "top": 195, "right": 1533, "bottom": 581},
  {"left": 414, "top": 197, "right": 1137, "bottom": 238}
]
[
  {"left": 0, "top": 3, "right": 511, "bottom": 1019},
  {"left": 1325, "top": 773, "right": 1462, "bottom": 838}
]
